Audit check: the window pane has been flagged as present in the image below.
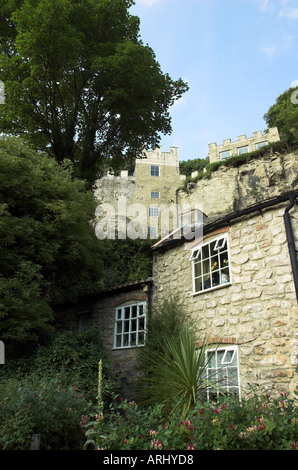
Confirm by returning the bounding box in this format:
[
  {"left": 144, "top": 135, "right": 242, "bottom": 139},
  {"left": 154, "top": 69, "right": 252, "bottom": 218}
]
[
  {"left": 194, "top": 261, "right": 202, "bottom": 278},
  {"left": 132, "top": 305, "right": 137, "bottom": 317},
  {"left": 195, "top": 277, "right": 203, "bottom": 292},
  {"left": 123, "top": 334, "right": 129, "bottom": 347},
  {"left": 131, "top": 319, "right": 137, "bottom": 332},
  {"left": 138, "top": 332, "right": 145, "bottom": 345},
  {"left": 150, "top": 165, "right": 159, "bottom": 176},
  {"left": 191, "top": 235, "right": 230, "bottom": 294},
  {"left": 116, "top": 336, "right": 122, "bottom": 348},
  {"left": 130, "top": 333, "right": 136, "bottom": 346},
  {"left": 124, "top": 307, "right": 130, "bottom": 319},
  {"left": 205, "top": 348, "right": 240, "bottom": 399},
  {"left": 114, "top": 303, "right": 146, "bottom": 348},
  {"left": 238, "top": 146, "right": 248, "bottom": 155}
]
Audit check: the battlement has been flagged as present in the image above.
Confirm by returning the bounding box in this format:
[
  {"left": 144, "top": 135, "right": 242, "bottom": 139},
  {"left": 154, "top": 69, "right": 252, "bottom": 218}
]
[
  {"left": 99, "top": 147, "right": 182, "bottom": 180},
  {"left": 136, "top": 146, "right": 180, "bottom": 168},
  {"left": 208, "top": 127, "right": 280, "bottom": 163}
]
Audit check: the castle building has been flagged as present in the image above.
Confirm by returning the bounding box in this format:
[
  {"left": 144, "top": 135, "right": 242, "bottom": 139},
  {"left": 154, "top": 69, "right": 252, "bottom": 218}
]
[
  {"left": 208, "top": 127, "right": 280, "bottom": 163},
  {"left": 94, "top": 147, "right": 186, "bottom": 239}
]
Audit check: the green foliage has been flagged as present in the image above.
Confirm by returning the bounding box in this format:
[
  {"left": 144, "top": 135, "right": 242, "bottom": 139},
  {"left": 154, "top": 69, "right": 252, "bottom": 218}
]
[
  {"left": 264, "top": 87, "right": 298, "bottom": 147},
  {"left": 99, "top": 238, "right": 153, "bottom": 289},
  {"left": 136, "top": 298, "right": 221, "bottom": 416},
  {"left": 0, "top": 137, "right": 104, "bottom": 348},
  {"left": 137, "top": 297, "right": 192, "bottom": 371},
  {"left": 83, "top": 392, "right": 298, "bottom": 450},
  {"left": 0, "top": 0, "right": 188, "bottom": 185},
  {"left": 179, "top": 138, "right": 298, "bottom": 192},
  {"left": 0, "top": 327, "right": 117, "bottom": 450},
  {"left": 179, "top": 156, "right": 209, "bottom": 177},
  {"left": 0, "top": 327, "right": 116, "bottom": 404},
  {"left": 0, "top": 377, "right": 90, "bottom": 450}
]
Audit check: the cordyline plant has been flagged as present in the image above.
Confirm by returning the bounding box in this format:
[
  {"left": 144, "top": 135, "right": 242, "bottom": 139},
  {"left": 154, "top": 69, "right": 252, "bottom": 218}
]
[{"left": 136, "top": 327, "right": 223, "bottom": 418}]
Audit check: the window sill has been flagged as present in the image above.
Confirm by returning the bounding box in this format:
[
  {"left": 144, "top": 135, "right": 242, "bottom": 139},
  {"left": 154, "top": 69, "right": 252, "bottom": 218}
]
[
  {"left": 192, "top": 282, "right": 232, "bottom": 296},
  {"left": 112, "top": 344, "right": 145, "bottom": 351}
]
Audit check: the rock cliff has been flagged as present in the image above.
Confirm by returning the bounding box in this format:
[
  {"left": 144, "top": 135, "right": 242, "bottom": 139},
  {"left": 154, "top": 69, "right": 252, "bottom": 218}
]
[{"left": 178, "top": 151, "right": 298, "bottom": 217}]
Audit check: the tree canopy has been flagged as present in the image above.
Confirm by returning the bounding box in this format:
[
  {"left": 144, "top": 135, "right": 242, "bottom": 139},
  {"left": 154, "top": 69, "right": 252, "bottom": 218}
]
[
  {"left": 0, "top": 137, "right": 104, "bottom": 347},
  {"left": 0, "top": 0, "right": 188, "bottom": 185},
  {"left": 263, "top": 87, "right": 298, "bottom": 147}
]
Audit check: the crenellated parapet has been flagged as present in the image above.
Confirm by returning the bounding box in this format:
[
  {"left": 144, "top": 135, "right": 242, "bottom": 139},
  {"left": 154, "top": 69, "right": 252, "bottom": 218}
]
[{"left": 208, "top": 127, "right": 280, "bottom": 163}]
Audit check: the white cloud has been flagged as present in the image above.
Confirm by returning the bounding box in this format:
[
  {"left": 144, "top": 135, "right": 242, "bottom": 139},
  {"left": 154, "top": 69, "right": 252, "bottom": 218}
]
[
  {"left": 279, "top": 6, "right": 298, "bottom": 19},
  {"left": 261, "top": 34, "right": 294, "bottom": 56},
  {"left": 256, "top": 0, "right": 298, "bottom": 19}
]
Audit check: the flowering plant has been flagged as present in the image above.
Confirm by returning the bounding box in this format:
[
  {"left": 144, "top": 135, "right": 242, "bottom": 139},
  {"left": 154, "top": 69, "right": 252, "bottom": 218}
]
[{"left": 83, "top": 389, "right": 297, "bottom": 451}]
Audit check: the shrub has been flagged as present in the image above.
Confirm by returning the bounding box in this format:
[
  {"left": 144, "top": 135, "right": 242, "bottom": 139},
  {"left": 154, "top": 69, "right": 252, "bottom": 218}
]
[
  {"left": 0, "top": 327, "right": 117, "bottom": 404},
  {"left": 0, "top": 377, "right": 90, "bottom": 450},
  {"left": 83, "top": 391, "right": 297, "bottom": 450}
]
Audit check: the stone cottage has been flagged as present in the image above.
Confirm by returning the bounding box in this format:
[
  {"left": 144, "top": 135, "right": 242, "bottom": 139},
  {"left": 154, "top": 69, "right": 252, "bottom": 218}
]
[
  {"left": 54, "top": 278, "right": 153, "bottom": 398},
  {"left": 151, "top": 190, "right": 298, "bottom": 398}
]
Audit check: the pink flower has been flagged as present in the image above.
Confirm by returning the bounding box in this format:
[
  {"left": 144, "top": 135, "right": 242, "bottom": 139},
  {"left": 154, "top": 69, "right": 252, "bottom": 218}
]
[
  {"left": 119, "top": 397, "right": 125, "bottom": 401},
  {"left": 187, "top": 443, "right": 196, "bottom": 450},
  {"left": 290, "top": 441, "right": 296, "bottom": 450},
  {"left": 229, "top": 424, "right": 236, "bottom": 430},
  {"left": 183, "top": 419, "right": 194, "bottom": 430}
]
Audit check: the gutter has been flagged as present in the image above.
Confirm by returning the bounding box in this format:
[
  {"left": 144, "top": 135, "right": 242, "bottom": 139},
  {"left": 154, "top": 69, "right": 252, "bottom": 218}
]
[
  {"left": 153, "top": 191, "right": 298, "bottom": 252},
  {"left": 283, "top": 195, "right": 298, "bottom": 303}
]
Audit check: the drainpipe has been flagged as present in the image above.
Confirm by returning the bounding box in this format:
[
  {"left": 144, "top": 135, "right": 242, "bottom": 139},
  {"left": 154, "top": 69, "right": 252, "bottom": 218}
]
[{"left": 283, "top": 195, "right": 298, "bottom": 303}]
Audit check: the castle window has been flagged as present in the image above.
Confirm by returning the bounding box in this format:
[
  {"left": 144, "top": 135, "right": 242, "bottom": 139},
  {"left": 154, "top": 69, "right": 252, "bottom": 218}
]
[
  {"left": 114, "top": 303, "right": 146, "bottom": 349},
  {"left": 238, "top": 146, "right": 249, "bottom": 155},
  {"left": 150, "top": 165, "right": 160, "bottom": 177},
  {"left": 191, "top": 234, "right": 231, "bottom": 294},
  {"left": 151, "top": 191, "right": 160, "bottom": 199},
  {"left": 205, "top": 346, "right": 240, "bottom": 400},
  {"left": 148, "top": 226, "right": 158, "bottom": 238},
  {"left": 220, "top": 150, "right": 231, "bottom": 160},
  {"left": 256, "top": 141, "right": 268, "bottom": 150},
  {"left": 149, "top": 207, "right": 159, "bottom": 217}
]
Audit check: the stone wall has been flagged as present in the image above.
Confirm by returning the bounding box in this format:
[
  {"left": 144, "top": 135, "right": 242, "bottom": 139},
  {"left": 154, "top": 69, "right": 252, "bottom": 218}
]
[
  {"left": 178, "top": 151, "right": 298, "bottom": 218},
  {"left": 92, "top": 286, "right": 149, "bottom": 398},
  {"left": 208, "top": 127, "right": 280, "bottom": 163},
  {"left": 152, "top": 200, "right": 298, "bottom": 397},
  {"left": 54, "top": 281, "right": 151, "bottom": 399},
  {"left": 94, "top": 147, "right": 186, "bottom": 238}
]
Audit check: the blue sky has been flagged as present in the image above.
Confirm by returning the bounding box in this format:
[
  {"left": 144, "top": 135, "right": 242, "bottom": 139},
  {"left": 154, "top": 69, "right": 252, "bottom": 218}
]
[{"left": 130, "top": 0, "right": 298, "bottom": 162}]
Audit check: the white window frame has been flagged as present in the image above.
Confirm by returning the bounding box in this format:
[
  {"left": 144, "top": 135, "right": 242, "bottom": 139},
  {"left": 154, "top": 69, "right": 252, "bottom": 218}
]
[
  {"left": 205, "top": 345, "right": 241, "bottom": 401},
  {"left": 149, "top": 207, "right": 159, "bottom": 217},
  {"left": 151, "top": 191, "right": 160, "bottom": 199},
  {"left": 113, "top": 302, "right": 146, "bottom": 349},
  {"left": 220, "top": 150, "right": 231, "bottom": 161},
  {"left": 256, "top": 141, "right": 268, "bottom": 150},
  {"left": 191, "top": 234, "right": 231, "bottom": 295},
  {"left": 150, "top": 165, "right": 160, "bottom": 177},
  {"left": 238, "top": 146, "right": 249, "bottom": 155}
]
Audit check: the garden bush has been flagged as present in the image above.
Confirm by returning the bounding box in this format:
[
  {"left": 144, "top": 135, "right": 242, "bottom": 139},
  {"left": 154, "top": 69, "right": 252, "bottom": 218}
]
[
  {"left": 0, "top": 377, "right": 90, "bottom": 450},
  {"left": 83, "top": 391, "right": 297, "bottom": 450},
  {"left": 0, "top": 326, "right": 117, "bottom": 450}
]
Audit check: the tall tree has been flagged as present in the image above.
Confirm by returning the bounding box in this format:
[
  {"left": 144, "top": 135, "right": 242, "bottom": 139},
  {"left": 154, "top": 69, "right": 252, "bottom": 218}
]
[
  {"left": 263, "top": 87, "right": 298, "bottom": 147},
  {"left": 0, "top": 137, "right": 104, "bottom": 346},
  {"left": 0, "top": 0, "right": 188, "bottom": 185}
]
